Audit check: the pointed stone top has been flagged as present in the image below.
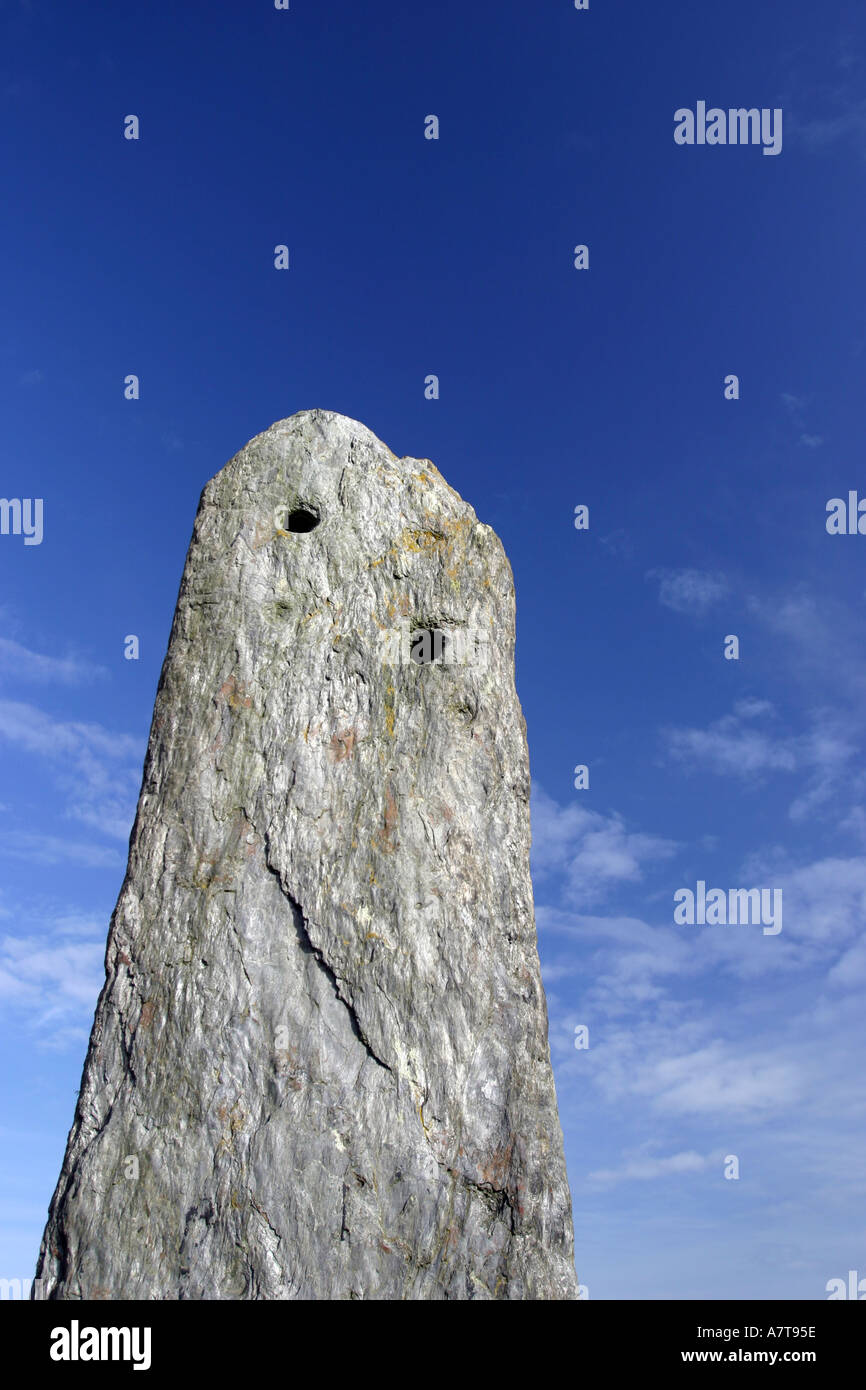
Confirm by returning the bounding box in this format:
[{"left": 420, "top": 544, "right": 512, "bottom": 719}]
[{"left": 208, "top": 407, "right": 464, "bottom": 510}]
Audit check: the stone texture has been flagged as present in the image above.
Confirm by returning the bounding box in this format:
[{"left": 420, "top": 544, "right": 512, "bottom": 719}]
[{"left": 36, "top": 409, "right": 578, "bottom": 1300}]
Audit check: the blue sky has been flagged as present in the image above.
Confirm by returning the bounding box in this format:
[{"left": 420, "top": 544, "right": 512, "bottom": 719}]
[{"left": 2, "top": 0, "right": 865, "bottom": 1298}]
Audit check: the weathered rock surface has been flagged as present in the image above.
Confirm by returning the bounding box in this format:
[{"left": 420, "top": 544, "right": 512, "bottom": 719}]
[{"left": 36, "top": 409, "right": 577, "bottom": 1300}]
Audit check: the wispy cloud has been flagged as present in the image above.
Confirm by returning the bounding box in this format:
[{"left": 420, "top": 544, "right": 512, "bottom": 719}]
[
  {"left": 588, "top": 1149, "right": 714, "bottom": 1185},
  {"left": 531, "top": 784, "right": 678, "bottom": 906},
  {"left": 0, "top": 831, "right": 122, "bottom": 868},
  {"left": 598, "top": 528, "right": 633, "bottom": 561},
  {"left": 0, "top": 701, "right": 137, "bottom": 760},
  {"left": 781, "top": 391, "right": 808, "bottom": 423},
  {"left": 645, "top": 568, "right": 729, "bottom": 615},
  {"left": 791, "top": 99, "right": 866, "bottom": 156},
  {"left": 753, "top": 855, "right": 866, "bottom": 949},
  {"left": 0, "top": 700, "right": 142, "bottom": 841},
  {"left": 0, "top": 637, "right": 106, "bottom": 687},
  {"left": 0, "top": 909, "right": 105, "bottom": 1047},
  {"left": 780, "top": 390, "right": 824, "bottom": 447},
  {"left": 826, "top": 934, "right": 866, "bottom": 990},
  {"left": 662, "top": 699, "right": 859, "bottom": 823},
  {"left": 746, "top": 587, "right": 866, "bottom": 708},
  {"left": 634, "top": 1042, "right": 805, "bottom": 1117},
  {"left": 663, "top": 700, "right": 796, "bottom": 776}
]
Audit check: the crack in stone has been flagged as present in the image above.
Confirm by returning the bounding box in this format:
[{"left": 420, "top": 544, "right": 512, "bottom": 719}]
[{"left": 264, "top": 843, "right": 393, "bottom": 1075}]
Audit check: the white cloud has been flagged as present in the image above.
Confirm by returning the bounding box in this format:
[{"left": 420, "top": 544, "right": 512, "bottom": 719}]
[
  {"left": 778, "top": 856, "right": 866, "bottom": 946},
  {"left": 666, "top": 720, "right": 796, "bottom": 776},
  {"left": 747, "top": 589, "right": 866, "bottom": 704},
  {"left": 0, "top": 909, "right": 105, "bottom": 1047},
  {"left": 0, "top": 637, "right": 106, "bottom": 686},
  {"left": 792, "top": 101, "right": 866, "bottom": 155},
  {"left": 826, "top": 933, "right": 866, "bottom": 990},
  {"left": 531, "top": 785, "right": 678, "bottom": 905},
  {"left": 598, "top": 528, "right": 633, "bottom": 560},
  {"left": 0, "top": 934, "right": 102, "bottom": 1009},
  {"left": 646, "top": 568, "right": 729, "bottom": 615},
  {"left": 0, "top": 700, "right": 142, "bottom": 842},
  {"left": 662, "top": 702, "right": 858, "bottom": 822},
  {"left": 588, "top": 1149, "right": 713, "bottom": 1185},
  {"left": 0, "top": 831, "right": 122, "bottom": 868},
  {"left": 644, "top": 1044, "right": 804, "bottom": 1115}
]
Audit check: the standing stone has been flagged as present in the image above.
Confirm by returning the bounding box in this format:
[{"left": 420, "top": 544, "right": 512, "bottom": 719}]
[{"left": 36, "top": 409, "right": 578, "bottom": 1300}]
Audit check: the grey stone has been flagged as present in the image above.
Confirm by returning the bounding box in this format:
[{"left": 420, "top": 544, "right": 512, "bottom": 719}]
[{"left": 35, "top": 409, "right": 578, "bottom": 1300}]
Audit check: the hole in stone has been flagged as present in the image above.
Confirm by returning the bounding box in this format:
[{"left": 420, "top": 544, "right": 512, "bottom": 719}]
[
  {"left": 287, "top": 507, "right": 320, "bottom": 533},
  {"left": 410, "top": 628, "right": 448, "bottom": 665}
]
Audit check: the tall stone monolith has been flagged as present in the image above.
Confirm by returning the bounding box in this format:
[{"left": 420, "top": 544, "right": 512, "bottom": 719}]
[{"left": 35, "top": 409, "right": 578, "bottom": 1300}]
